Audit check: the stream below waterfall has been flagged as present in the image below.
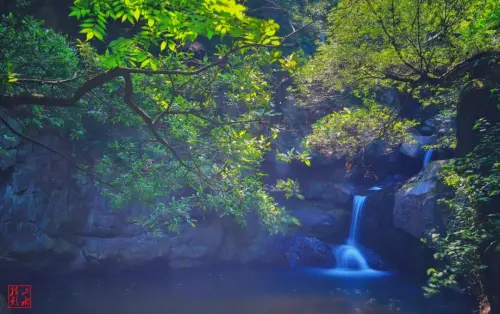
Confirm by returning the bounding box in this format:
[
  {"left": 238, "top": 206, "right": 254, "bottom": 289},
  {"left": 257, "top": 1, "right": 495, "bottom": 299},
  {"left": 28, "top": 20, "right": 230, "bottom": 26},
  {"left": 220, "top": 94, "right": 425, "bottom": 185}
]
[{"left": 7, "top": 264, "right": 474, "bottom": 314}]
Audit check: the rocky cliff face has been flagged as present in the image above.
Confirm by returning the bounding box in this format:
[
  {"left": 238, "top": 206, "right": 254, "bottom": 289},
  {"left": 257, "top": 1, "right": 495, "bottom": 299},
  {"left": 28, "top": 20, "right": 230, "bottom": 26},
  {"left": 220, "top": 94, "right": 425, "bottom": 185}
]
[
  {"left": 1, "top": 132, "right": 361, "bottom": 273},
  {"left": 0, "top": 134, "right": 284, "bottom": 273}
]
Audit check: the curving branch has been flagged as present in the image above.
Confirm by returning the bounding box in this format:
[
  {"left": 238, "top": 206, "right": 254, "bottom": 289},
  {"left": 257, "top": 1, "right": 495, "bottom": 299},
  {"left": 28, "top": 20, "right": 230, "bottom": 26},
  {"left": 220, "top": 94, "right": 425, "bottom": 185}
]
[
  {"left": 0, "top": 62, "right": 227, "bottom": 108},
  {"left": 121, "top": 73, "right": 212, "bottom": 184},
  {"left": 0, "top": 29, "right": 314, "bottom": 185},
  {"left": 0, "top": 25, "right": 313, "bottom": 109},
  {"left": 16, "top": 72, "right": 79, "bottom": 85},
  {"left": 381, "top": 50, "right": 500, "bottom": 86},
  {"left": 0, "top": 114, "right": 112, "bottom": 186}
]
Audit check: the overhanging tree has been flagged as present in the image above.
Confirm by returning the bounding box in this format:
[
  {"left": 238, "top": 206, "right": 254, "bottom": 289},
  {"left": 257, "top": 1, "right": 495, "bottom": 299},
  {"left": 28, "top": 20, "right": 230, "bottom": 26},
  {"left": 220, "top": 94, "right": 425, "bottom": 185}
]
[
  {"left": 296, "top": 0, "right": 500, "bottom": 101},
  {"left": 0, "top": 0, "right": 311, "bottom": 233}
]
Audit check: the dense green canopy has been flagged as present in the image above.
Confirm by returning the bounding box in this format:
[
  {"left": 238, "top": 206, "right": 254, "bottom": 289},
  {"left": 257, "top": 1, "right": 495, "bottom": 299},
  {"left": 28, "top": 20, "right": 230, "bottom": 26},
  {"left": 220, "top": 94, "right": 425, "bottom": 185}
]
[
  {"left": 1, "top": 0, "right": 500, "bottom": 307},
  {"left": 0, "top": 1, "right": 300, "bottom": 234}
]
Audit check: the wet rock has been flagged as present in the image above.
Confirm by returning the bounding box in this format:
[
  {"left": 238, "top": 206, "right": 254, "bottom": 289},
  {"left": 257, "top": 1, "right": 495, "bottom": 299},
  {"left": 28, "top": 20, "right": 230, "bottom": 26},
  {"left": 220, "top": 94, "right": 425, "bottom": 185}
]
[
  {"left": 393, "top": 160, "right": 449, "bottom": 239},
  {"left": 76, "top": 235, "right": 172, "bottom": 270},
  {"left": 288, "top": 206, "right": 350, "bottom": 241},
  {"left": 301, "top": 181, "right": 356, "bottom": 206},
  {"left": 280, "top": 234, "right": 334, "bottom": 268},
  {"left": 400, "top": 132, "right": 436, "bottom": 158},
  {"left": 0, "top": 136, "right": 281, "bottom": 273}
]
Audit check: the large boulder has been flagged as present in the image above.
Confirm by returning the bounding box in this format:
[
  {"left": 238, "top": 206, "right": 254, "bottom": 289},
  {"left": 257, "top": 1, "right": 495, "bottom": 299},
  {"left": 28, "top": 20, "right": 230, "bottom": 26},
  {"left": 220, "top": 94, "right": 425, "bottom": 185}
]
[
  {"left": 278, "top": 233, "right": 335, "bottom": 268},
  {"left": 393, "top": 160, "right": 450, "bottom": 239}
]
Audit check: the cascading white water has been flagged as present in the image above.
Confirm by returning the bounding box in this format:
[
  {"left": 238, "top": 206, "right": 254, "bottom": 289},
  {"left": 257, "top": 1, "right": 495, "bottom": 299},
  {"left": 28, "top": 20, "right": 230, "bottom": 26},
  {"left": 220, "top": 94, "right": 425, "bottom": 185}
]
[
  {"left": 422, "top": 149, "right": 434, "bottom": 169},
  {"left": 320, "top": 28, "right": 325, "bottom": 44},
  {"left": 368, "top": 186, "right": 382, "bottom": 191},
  {"left": 320, "top": 195, "right": 390, "bottom": 277},
  {"left": 347, "top": 196, "right": 366, "bottom": 246},
  {"left": 335, "top": 245, "right": 369, "bottom": 270},
  {"left": 333, "top": 195, "right": 371, "bottom": 271},
  {"left": 320, "top": 22, "right": 325, "bottom": 44}
]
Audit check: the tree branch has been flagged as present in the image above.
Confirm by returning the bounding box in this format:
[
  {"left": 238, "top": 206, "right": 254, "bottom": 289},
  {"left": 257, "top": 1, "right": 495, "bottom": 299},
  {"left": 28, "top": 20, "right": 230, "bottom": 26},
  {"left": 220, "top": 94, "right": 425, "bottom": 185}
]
[
  {"left": 379, "top": 50, "right": 500, "bottom": 86},
  {"left": 16, "top": 72, "right": 79, "bottom": 85},
  {"left": 0, "top": 114, "right": 112, "bottom": 185},
  {"left": 121, "top": 73, "right": 210, "bottom": 183}
]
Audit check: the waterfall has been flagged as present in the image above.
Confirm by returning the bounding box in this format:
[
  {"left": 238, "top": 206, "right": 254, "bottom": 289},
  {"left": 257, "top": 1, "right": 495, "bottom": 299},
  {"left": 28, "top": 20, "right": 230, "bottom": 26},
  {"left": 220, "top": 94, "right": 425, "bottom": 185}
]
[
  {"left": 335, "top": 245, "right": 369, "bottom": 270},
  {"left": 422, "top": 149, "right": 434, "bottom": 169},
  {"left": 320, "top": 25, "right": 325, "bottom": 44},
  {"left": 333, "top": 195, "right": 371, "bottom": 271},
  {"left": 347, "top": 196, "right": 366, "bottom": 245}
]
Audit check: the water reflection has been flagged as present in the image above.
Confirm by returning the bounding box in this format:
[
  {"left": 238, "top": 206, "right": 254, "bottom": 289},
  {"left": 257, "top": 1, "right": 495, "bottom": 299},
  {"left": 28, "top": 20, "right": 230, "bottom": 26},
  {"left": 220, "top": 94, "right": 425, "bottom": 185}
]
[{"left": 26, "top": 265, "right": 472, "bottom": 314}]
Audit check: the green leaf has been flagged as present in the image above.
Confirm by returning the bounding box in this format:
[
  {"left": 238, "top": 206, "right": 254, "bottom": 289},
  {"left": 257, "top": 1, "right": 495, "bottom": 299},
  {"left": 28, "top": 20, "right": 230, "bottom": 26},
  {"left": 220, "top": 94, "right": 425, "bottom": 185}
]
[
  {"left": 94, "top": 30, "right": 104, "bottom": 41},
  {"left": 160, "top": 41, "right": 167, "bottom": 51},
  {"left": 265, "top": 30, "right": 276, "bottom": 36},
  {"left": 79, "top": 28, "right": 93, "bottom": 34},
  {"left": 79, "top": 23, "right": 94, "bottom": 28},
  {"left": 168, "top": 41, "right": 176, "bottom": 52},
  {"left": 86, "top": 31, "right": 94, "bottom": 40},
  {"left": 133, "top": 8, "right": 140, "bottom": 21},
  {"left": 148, "top": 19, "right": 154, "bottom": 27},
  {"left": 140, "top": 59, "right": 150, "bottom": 68}
]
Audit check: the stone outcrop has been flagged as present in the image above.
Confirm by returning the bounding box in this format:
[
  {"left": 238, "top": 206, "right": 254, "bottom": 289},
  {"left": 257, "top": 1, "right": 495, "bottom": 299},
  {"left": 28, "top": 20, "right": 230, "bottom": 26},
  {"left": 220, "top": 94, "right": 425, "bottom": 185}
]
[
  {"left": 0, "top": 135, "right": 280, "bottom": 272},
  {"left": 1, "top": 135, "right": 356, "bottom": 273},
  {"left": 393, "top": 160, "right": 450, "bottom": 239},
  {"left": 300, "top": 181, "right": 356, "bottom": 206}
]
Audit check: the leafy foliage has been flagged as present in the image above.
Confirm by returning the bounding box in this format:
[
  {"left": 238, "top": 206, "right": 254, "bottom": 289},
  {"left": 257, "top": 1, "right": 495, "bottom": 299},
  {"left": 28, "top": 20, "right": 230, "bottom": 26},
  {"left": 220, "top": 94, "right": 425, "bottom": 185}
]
[
  {"left": 425, "top": 119, "right": 500, "bottom": 299},
  {"left": 0, "top": 14, "right": 87, "bottom": 149},
  {"left": 295, "top": 0, "right": 500, "bottom": 102},
  {"left": 249, "top": 0, "right": 337, "bottom": 49},
  {"left": 273, "top": 178, "right": 305, "bottom": 200},
  {"left": 305, "top": 104, "right": 417, "bottom": 160},
  {"left": 0, "top": 0, "right": 302, "bottom": 235},
  {"left": 70, "top": 0, "right": 281, "bottom": 67}
]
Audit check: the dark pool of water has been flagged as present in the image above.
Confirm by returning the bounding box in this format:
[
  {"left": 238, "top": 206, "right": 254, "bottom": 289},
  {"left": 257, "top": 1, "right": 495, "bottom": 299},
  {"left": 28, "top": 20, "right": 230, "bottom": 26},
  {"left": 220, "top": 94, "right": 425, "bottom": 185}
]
[{"left": 3, "top": 264, "right": 474, "bottom": 314}]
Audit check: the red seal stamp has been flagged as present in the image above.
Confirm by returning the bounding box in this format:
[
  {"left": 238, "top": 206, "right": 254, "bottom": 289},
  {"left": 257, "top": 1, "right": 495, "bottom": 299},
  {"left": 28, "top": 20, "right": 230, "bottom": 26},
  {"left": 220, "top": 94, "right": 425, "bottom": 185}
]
[{"left": 7, "top": 285, "right": 32, "bottom": 309}]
